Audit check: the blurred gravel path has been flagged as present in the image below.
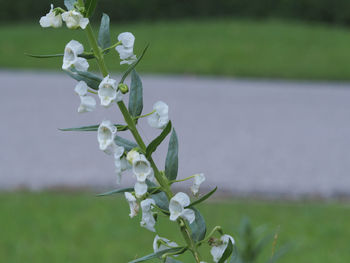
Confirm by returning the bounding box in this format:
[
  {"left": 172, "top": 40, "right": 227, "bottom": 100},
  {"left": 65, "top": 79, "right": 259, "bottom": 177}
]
[{"left": 1, "top": 70, "right": 350, "bottom": 197}]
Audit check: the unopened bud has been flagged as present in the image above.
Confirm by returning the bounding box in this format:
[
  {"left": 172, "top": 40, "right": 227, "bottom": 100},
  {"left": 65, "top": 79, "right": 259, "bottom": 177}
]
[{"left": 118, "top": 83, "right": 129, "bottom": 94}]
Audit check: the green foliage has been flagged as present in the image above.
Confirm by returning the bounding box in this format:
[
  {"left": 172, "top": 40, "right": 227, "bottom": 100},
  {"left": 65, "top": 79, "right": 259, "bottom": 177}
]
[
  {"left": 165, "top": 129, "right": 178, "bottom": 181},
  {"left": 114, "top": 135, "right": 138, "bottom": 151},
  {"left": 186, "top": 187, "right": 218, "bottom": 208},
  {"left": 146, "top": 121, "right": 172, "bottom": 158},
  {"left": 219, "top": 239, "right": 234, "bottom": 263},
  {"left": 3, "top": 0, "right": 350, "bottom": 25},
  {"left": 129, "top": 247, "right": 186, "bottom": 263},
  {"left": 65, "top": 69, "right": 102, "bottom": 90},
  {"left": 128, "top": 70, "right": 143, "bottom": 118},
  {"left": 97, "top": 13, "right": 111, "bottom": 50},
  {"left": 85, "top": 0, "right": 98, "bottom": 17},
  {"left": 59, "top": 123, "right": 127, "bottom": 132},
  {"left": 64, "top": 0, "right": 76, "bottom": 10},
  {"left": 189, "top": 208, "right": 207, "bottom": 242}
]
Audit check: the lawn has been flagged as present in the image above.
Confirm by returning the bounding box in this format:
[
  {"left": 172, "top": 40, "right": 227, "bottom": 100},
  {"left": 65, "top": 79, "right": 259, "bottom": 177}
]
[
  {"left": 2, "top": 19, "right": 350, "bottom": 80},
  {"left": 0, "top": 192, "right": 349, "bottom": 263}
]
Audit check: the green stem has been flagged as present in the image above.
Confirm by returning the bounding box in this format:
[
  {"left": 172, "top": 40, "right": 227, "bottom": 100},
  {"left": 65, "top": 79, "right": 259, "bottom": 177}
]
[{"left": 84, "top": 25, "right": 201, "bottom": 263}]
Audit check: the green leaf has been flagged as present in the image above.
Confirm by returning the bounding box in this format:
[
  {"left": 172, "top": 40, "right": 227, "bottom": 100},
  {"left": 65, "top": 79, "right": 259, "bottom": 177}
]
[
  {"left": 119, "top": 44, "right": 149, "bottom": 84},
  {"left": 65, "top": 69, "right": 102, "bottom": 90},
  {"left": 25, "top": 53, "right": 63, "bottom": 58},
  {"left": 165, "top": 128, "right": 178, "bottom": 181},
  {"left": 97, "top": 187, "right": 134, "bottom": 196},
  {"left": 167, "top": 259, "right": 183, "bottom": 263},
  {"left": 146, "top": 121, "right": 172, "bottom": 158},
  {"left": 59, "top": 124, "right": 128, "bottom": 132},
  {"left": 129, "top": 247, "right": 185, "bottom": 263},
  {"left": 98, "top": 13, "right": 111, "bottom": 50},
  {"left": 97, "top": 186, "right": 160, "bottom": 197},
  {"left": 218, "top": 239, "right": 234, "bottom": 263},
  {"left": 26, "top": 53, "right": 95, "bottom": 59},
  {"left": 186, "top": 187, "right": 217, "bottom": 208},
  {"left": 151, "top": 192, "right": 169, "bottom": 212},
  {"left": 85, "top": 0, "right": 98, "bottom": 17},
  {"left": 64, "top": 0, "right": 76, "bottom": 10},
  {"left": 189, "top": 208, "right": 207, "bottom": 242},
  {"left": 128, "top": 70, "right": 143, "bottom": 117},
  {"left": 114, "top": 135, "right": 138, "bottom": 151}
]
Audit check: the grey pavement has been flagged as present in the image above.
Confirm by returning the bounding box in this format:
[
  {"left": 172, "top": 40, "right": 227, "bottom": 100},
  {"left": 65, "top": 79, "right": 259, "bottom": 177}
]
[{"left": 1, "top": 70, "right": 350, "bottom": 197}]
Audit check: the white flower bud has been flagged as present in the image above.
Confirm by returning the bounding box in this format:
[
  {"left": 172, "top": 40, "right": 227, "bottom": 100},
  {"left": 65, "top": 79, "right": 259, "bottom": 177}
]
[
  {"left": 74, "top": 81, "right": 96, "bottom": 113},
  {"left": 191, "top": 173, "right": 206, "bottom": 196},
  {"left": 153, "top": 235, "right": 178, "bottom": 253},
  {"left": 140, "top": 198, "right": 156, "bottom": 232},
  {"left": 97, "top": 120, "right": 117, "bottom": 154}
]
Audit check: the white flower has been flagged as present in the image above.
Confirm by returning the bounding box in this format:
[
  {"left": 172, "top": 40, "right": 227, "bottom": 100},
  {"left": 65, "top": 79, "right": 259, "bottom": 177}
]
[
  {"left": 97, "top": 120, "right": 117, "bottom": 154},
  {"left": 210, "top": 235, "right": 235, "bottom": 263},
  {"left": 126, "top": 149, "right": 140, "bottom": 164},
  {"left": 153, "top": 235, "right": 179, "bottom": 262},
  {"left": 114, "top": 146, "right": 126, "bottom": 184},
  {"left": 62, "top": 40, "right": 89, "bottom": 71},
  {"left": 134, "top": 181, "right": 148, "bottom": 198},
  {"left": 74, "top": 81, "right": 96, "bottom": 113},
  {"left": 115, "top": 32, "right": 137, "bottom": 65},
  {"left": 39, "top": 4, "right": 62, "bottom": 28},
  {"left": 191, "top": 173, "right": 206, "bottom": 196},
  {"left": 132, "top": 154, "right": 152, "bottom": 182},
  {"left": 62, "top": 10, "right": 89, "bottom": 29},
  {"left": 140, "top": 198, "right": 156, "bottom": 232},
  {"left": 169, "top": 192, "right": 195, "bottom": 224},
  {"left": 124, "top": 192, "right": 139, "bottom": 218},
  {"left": 153, "top": 235, "right": 179, "bottom": 253},
  {"left": 148, "top": 101, "right": 169, "bottom": 129},
  {"left": 98, "top": 75, "right": 122, "bottom": 107}
]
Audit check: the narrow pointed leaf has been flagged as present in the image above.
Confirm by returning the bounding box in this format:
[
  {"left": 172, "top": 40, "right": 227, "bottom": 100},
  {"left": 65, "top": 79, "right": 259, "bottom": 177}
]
[
  {"left": 186, "top": 187, "right": 217, "bottom": 208},
  {"left": 64, "top": 0, "right": 76, "bottom": 10},
  {"left": 151, "top": 192, "right": 169, "bottom": 212},
  {"left": 25, "top": 53, "right": 63, "bottom": 58},
  {"left": 59, "top": 124, "right": 127, "bottom": 132},
  {"left": 114, "top": 135, "right": 138, "bottom": 151},
  {"left": 65, "top": 69, "right": 102, "bottom": 90},
  {"left": 128, "top": 70, "right": 143, "bottom": 117},
  {"left": 146, "top": 121, "right": 172, "bottom": 158},
  {"left": 189, "top": 208, "right": 207, "bottom": 242},
  {"left": 98, "top": 13, "right": 111, "bottom": 49},
  {"left": 129, "top": 247, "right": 186, "bottom": 263},
  {"left": 97, "top": 187, "right": 134, "bottom": 196},
  {"left": 85, "top": 0, "right": 98, "bottom": 17},
  {"left": 165, "top": 128, "right": 178, "bottom": 180},
  {"left": 218, "top": 239, "right": 234, "bottom": 263},
  {"left": 119, "top": 44, "right": 149, "bottom": 84}
]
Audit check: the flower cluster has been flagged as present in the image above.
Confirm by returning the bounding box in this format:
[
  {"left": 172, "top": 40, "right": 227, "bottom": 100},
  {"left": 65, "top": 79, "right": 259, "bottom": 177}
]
[{"left": 37, "top": 2, "right": 236, "bottom": 261}]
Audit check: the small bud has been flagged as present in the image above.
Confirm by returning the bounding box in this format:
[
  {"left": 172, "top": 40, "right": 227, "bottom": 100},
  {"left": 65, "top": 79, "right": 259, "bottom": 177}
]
[{"left": 118, "top": 83, "right": 129, "bottom": 94}]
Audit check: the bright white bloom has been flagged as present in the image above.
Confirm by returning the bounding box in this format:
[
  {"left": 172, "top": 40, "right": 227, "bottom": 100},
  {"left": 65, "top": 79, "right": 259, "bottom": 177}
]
[
  {"left": 134, "top": 181, "right": 148, "bottom": 198},
  {"left": 124, "top": 192, "right": 139, "bottom": 218},
  {"left": 191, "top": 173, "right": 206, "bottom": 196},
  {"left": 148, "top": 101, "right": 169, "bottom": 129},
  {"left": 132, "top": 154, "right": 152, "bottom": 182},
  {"left": 126, "top": 149, "right": 140, "bottom": 164},
  {"left": 140, "top": 198, "right": 156, "bottom": 232},
  {"left": 169, "top": 192, "right": 195, "bottom": 224},
  {"left": 98, "top": 75, "right": 122, "bottom": 107},
  {"left": 153, "top": 235, "right": 179, "bottom": 253},
  {"left": 211, "top": 235, "right": 235, "bottom": 263},
  {"left": 62, "top": 40, "right": 89, "bottom": 71},
  {"left": 97, "top": 120, "right": 117, "bottom": 154},
  {"left": 74, "top": 81, "right": 96, "bottom": 113},
  {"left": 115, "top": 32, "right": 137, "bottom": 65},
  {"left": 39, "top": 4, "right": 62, "bottom": 28},
  {"left": 62, "top": 10, "right": 89, "bottom": 29}
]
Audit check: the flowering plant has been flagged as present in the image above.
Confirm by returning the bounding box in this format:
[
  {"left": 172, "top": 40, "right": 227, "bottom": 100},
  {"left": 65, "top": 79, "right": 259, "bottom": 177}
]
[{"left": 32, "top": 0, "right": 235, "bottom": 262}]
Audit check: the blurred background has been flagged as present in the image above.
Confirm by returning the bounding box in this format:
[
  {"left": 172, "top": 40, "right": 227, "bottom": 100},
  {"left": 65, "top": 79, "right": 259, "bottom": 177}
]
[{"left": 1, "top": 0, "right": 350, "bottom": 262}]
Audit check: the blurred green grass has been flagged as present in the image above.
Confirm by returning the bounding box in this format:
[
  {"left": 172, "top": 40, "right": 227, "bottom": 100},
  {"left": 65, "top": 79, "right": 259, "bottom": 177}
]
[
  {"left": 2, "top": 19, "right": 350, "bottom": 80},
  {"left": 0, "top": 192, "right": 349, "bottom": 263}
]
